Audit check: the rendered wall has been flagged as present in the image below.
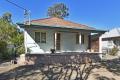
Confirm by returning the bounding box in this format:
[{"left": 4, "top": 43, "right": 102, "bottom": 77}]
[{"left": 24, "top": 28, "right": 89, "bottom": 53}]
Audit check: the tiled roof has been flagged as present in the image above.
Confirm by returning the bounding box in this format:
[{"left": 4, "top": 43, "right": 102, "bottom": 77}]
[{"left": 30, "top": 17, "right": 96, "bottom": 30}]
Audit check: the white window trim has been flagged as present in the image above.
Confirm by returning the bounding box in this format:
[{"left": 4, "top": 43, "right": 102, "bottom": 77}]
[{"left": 34, "top": 31, "right": 46, "bottom": 43}]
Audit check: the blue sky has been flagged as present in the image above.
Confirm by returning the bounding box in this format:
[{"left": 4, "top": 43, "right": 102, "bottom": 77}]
[{"left": 0, "top": 0, "right": 120, "bottom": 30}]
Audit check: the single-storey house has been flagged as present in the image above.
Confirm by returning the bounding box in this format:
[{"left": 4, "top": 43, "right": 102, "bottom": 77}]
[
  {"left": 99, "top": 28, "right": 120, "bottom": 55},
  {"left": 17, "top": 17, "right": 105, "bottom": 54}
]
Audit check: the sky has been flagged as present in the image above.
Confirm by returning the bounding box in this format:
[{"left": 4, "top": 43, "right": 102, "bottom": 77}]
[{"left": 0, "top": 0, "right": 120, "bottom": 30}]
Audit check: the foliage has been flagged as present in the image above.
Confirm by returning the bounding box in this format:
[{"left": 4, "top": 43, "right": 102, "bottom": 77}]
[
  {"left": 0, "top": 19, "right": 16, "bottom": 42},
  {"left": 0, "top": 40, "right": 7, "bottom": 55},
  {"left": 109, "top": 46, "right": 119, "bottom": 56},
  {"left": 0, "top": 12, "right": 25, "bottom": 59},
  {"left": 16, "top": 44, "right": 25, "bottom": 55},
  {"left": 10, "top": 31, "right": 24, "bottom": 46},
  {"left": 2, "top": 12, "right": 12, "bottom": 23},
  {"left": 47, "top": 3, "right": 69, "bottom": 19},
  {"left": 0, "top": 40, "right": 10, "bottom": 59}
]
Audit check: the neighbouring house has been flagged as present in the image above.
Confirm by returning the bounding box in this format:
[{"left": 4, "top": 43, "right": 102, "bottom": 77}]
[
  {"left": 17, "top": 17, "right": 105, "bottom": 54},
  {"left": 99, "top": 28, "right": 120, "bottom": 55}
]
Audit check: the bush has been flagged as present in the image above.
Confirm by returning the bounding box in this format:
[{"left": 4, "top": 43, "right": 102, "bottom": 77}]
[
  {"left": 16, "top": 45, "right": 25, "bottom": 55},
  {"left": 0, "top": 40, "right": 9, "bottom": 59},
  {"left": 109, "top": 46, "right": 119, "bottom": 56},
  {"left": 0, "top": 40, "right": 7, "bottom": 52}
]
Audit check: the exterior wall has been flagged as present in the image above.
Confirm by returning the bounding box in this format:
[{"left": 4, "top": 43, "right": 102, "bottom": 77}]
[
  {"left": 25, "top": 28, "right": 55, "bottom": 53},
  {"left": 24, "top": 30, "right": 44, "bottom": 53},
  {"left": 24, "top": 28, "right": 90, "bottom": 53},
  {"left": 99, "top": 28, "right": 120, "bottom": 53},
  {"left": 35, "top": 29, "right": 55, "bottom": 52},
  {"left": 99, "top": 37, "right": 120, "bottom": 54},
  {"left": 60, "top": 32, "right": 88, "bottom": 52}
]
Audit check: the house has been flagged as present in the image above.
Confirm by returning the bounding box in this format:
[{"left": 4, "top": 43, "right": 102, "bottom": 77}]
[
  {"left": 99, "top": 28, "right": 120, "bottom": 55},
  {"left": 17, "top": 17, "right": 105, "bottom": 54}
]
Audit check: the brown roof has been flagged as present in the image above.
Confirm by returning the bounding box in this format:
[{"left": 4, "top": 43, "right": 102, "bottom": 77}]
[{"left": 30, "top": 17, "right": 96, "bottom": 30}]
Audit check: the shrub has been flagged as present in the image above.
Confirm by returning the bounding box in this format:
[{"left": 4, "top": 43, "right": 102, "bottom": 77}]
[
  {"left": 0, "top": 40, "right": 7, "bottom": 52},
  {"left": 109, "top": 46, "right": 119, "bottom": 56},
  {"left": 16, "top": 45, "right": 25, "bottom": 55},
  {"left": 0, "top": 40, "right": 9, "bottom": 59}
]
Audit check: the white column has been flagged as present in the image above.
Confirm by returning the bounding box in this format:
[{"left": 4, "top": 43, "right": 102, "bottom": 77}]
[
  {"left": 99, "top": 37, "right": 102, "bottom": 53},
  {"left": 99, "top": 36, "right": 103, "bottom": 59},
  {"left": 24, "top": 31, "right": 27, "bottom": 53},
  {"left": 54, "top": 32, "right": 57, "bottom": 50},
  {"left": 79, "top": 34, "right": 81, "bottom": 44}
]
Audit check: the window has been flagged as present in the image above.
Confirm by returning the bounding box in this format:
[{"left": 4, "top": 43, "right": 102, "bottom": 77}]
[
  {"left": 76, "top": 33, "right": 79, "bottom": 44},
  {"left": 41, "top": 32, "right": 46, "bottom": 43},
  {"left": 76, "top": 33, "right": 85, "bottom": 44},
  {"left": 35, "top": 32, "right": 46, "bottom": 43},
  {"left": 81, "top": 34, "right": 84, "bottom": 44},
  {"left": 35, "top": 32, "right": 40, "bottom": 43}
]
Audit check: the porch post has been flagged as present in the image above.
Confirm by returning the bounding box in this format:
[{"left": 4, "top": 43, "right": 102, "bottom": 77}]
[
  {"left": 24, "top": 31, "right": 27, "bottom": 53},
  {"left": 54, "top": 32, "right": 57, "bottom": 50},
  {"left": 79, "top": 34, "right": 81, "bottom": 44},
  {"left": 99, "top": 37, "right": 102, "bottom": 53}
]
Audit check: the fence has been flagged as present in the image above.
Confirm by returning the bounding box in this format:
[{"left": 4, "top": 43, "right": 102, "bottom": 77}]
[{"left": 25, "top": 52, "right": 101, "bottom": 65}]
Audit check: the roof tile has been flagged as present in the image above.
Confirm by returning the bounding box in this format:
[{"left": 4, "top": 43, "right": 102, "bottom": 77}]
[{"left": 30, "top": 17, "right": 96, "bottom": 30}]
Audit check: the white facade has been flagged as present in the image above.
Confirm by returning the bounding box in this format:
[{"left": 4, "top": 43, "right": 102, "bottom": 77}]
[
  {"left": 24, "top": 28, "right": 90, "bottom": 54},
  {"left": 99, "top": 28, "right": 120, "bottom": 54}
]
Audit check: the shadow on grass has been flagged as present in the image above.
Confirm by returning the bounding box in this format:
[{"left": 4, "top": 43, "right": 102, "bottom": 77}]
[
  {"left": 0, "top": 63, "right": 95, "bottom": 80},
  {"left": 101, "top": 58, "right": 120, "bottom": 76}
]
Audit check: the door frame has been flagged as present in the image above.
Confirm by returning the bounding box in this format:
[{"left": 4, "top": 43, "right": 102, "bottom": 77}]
[{"left": 54, "top": 32, "right": 61, "bottom": 51}]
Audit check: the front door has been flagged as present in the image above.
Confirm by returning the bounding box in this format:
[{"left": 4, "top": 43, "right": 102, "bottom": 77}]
[{"left": 55, "top": 33, "right": 61, "bottom": 50}]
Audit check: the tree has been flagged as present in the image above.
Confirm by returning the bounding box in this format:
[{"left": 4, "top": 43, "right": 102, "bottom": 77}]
[
  {"left": 0, "top": 18, "right": 13, "bottom": 41},
  {"left": 2, "top": 12, "right": 12, "bottom": 23},
  {"left": 0, "top": 13, "right": 24, "bottom": 59},
  {"left": 47, "top": 3, "right": 69, "bottom": 19},
  {"left": 0, "top": 18, "right": 17, "bottom": 43}
]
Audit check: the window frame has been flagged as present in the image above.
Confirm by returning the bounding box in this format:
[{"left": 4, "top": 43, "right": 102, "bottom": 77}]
[
  {"left": 34, "top": 32, "right": 46, "bottom": 43},
  {"left": 35, "top": 32, "right": 40, "bottom": 43},
  {"left": 41, "top": 32, "right": 46, "bottom": 43}
]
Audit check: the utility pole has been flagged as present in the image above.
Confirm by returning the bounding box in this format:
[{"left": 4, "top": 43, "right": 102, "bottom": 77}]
[{"left": 5, "top": 0, "right": 31, "bottom": 25}]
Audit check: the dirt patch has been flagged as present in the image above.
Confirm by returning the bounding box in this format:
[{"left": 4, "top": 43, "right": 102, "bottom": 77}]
[{"left": 0, "top": 58, "right": 120, "bottom": 80}]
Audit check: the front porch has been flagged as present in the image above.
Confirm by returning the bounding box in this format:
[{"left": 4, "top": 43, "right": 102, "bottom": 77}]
[{"left": 24, "top": 27, "right": 104, "bottom": 54}]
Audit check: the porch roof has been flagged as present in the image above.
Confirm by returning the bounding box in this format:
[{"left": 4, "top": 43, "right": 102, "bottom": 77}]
[{"left": 17, "top": 17, "right": 106, "bottom": 33}]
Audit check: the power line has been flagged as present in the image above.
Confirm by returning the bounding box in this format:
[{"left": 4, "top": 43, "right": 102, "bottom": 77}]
[
  {"left": 5, "top": 0, "right": 31, "bottom": 24},
  {"left": 5, "top": 0, "right": 26, "bottom": 10}
]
